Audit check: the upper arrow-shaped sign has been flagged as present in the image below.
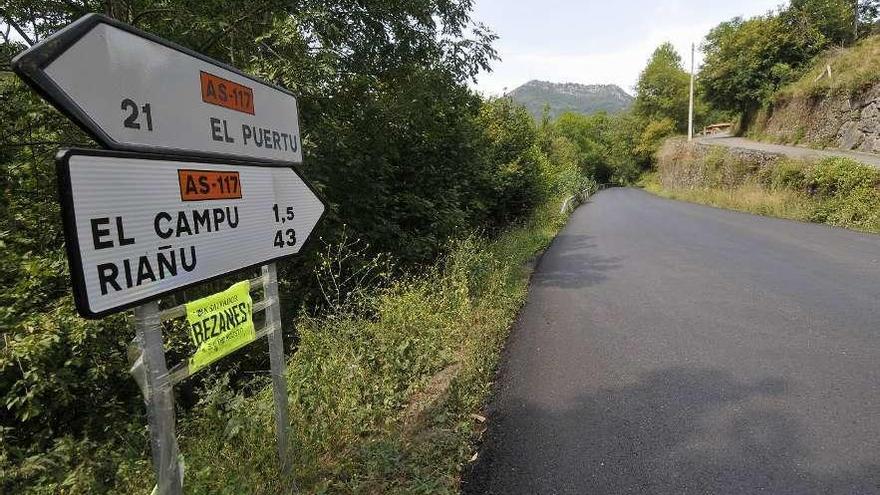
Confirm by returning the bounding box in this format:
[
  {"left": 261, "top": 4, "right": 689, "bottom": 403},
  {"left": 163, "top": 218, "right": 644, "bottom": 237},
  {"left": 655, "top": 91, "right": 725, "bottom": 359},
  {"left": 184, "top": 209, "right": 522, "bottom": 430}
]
[{"left": 13, "top": 14, "right": 302, "bottom": 165}]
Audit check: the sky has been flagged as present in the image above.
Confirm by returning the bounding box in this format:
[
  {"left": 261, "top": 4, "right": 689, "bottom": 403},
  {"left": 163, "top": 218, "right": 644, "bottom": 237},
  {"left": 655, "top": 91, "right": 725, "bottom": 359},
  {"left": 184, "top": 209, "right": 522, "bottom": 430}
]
[{"left": 471, "top": 0, "right": 784, "bottom": 96}]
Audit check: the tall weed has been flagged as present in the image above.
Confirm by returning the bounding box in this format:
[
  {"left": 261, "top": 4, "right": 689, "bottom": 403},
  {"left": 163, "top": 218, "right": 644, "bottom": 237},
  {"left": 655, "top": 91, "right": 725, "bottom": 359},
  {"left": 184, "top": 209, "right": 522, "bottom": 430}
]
[{"left": 101, "top": 192, "right": 579, "bottom": 494}]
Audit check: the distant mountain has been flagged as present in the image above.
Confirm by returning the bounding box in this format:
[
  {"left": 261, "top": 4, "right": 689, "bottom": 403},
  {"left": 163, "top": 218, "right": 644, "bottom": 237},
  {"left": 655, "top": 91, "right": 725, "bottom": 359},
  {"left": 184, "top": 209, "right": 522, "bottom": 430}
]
[{"left": 508, "top": 80, "right": 634, "bottom": 120}]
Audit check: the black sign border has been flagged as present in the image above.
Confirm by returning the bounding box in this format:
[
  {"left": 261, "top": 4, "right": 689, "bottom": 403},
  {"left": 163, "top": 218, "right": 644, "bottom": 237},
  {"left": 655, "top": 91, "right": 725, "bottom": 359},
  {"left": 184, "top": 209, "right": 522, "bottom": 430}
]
[
  {"left": 57, "top": 148, "right": 326, "bottom": 319},
  {"left": 14, "top": 13, "right": 304, "bottom": 167}
]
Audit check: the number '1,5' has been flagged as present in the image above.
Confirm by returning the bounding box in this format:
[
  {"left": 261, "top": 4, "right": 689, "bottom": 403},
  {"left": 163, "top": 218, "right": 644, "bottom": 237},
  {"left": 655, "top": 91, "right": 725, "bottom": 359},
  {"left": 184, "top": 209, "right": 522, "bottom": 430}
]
[{"left": 272, "top": 204, "right": 295, "bottom": 222}]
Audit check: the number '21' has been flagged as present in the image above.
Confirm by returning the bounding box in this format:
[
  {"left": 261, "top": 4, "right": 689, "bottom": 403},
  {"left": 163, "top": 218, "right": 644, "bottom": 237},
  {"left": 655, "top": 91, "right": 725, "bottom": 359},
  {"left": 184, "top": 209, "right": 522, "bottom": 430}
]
[{"left": 121, "top": 98, "right": 153, "bottom": 131}]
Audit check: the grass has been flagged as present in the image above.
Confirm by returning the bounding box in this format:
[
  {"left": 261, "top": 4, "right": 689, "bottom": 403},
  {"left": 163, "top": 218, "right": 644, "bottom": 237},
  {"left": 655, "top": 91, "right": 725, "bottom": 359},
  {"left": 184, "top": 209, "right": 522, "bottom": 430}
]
[
  {"left": 644, "top": 139, "right": 880, "bottom": 235},
  {"left": 778, "top": 34, "right": 880, "bottom": 99},
  {"left": 105, "top": 191, "right": 581, "bottom": 494},
  {"left": 641, "top": 173, "right": 814, "bottom": 222}
]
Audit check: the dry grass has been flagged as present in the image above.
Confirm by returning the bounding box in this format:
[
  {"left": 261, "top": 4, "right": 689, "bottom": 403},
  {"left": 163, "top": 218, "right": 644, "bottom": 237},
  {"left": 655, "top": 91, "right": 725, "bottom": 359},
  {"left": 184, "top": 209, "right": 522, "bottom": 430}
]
[
  {"left": 779, "top": 35, "right": 880, "bottom": 99},
  {"left": 642, "top": 176, "right": 814, "bottom": 221}
]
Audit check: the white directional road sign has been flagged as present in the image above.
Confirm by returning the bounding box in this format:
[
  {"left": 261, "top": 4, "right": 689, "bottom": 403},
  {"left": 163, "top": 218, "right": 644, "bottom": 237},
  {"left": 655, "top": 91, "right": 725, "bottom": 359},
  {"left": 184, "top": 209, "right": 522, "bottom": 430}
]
[
  {"left": 14, "top": 14, "right": 302, "bottom": 164},
  {"left": 57, "top": 149, "right": 324, "bottom": 318}
]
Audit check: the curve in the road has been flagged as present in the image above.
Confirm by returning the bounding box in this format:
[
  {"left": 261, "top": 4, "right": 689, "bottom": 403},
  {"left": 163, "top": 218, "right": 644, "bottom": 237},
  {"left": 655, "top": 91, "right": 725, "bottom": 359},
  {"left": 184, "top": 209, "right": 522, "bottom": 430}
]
[{"left": 463, "top": 188, "right": 880, "bottom": 495}]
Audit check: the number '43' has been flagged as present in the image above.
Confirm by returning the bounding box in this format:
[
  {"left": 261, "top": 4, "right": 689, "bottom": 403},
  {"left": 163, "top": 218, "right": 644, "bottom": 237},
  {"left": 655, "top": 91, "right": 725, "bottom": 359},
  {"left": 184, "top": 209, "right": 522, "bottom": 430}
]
[{"left": 274, "top": 229, "right": 296, "bottom": 248}]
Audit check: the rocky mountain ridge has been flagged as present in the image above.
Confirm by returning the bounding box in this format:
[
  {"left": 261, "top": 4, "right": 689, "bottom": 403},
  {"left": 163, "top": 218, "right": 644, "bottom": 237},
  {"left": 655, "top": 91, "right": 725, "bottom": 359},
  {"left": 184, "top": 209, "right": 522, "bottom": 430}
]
[{"left": 508, "top": 80, "right": 633, "bottom": 120}]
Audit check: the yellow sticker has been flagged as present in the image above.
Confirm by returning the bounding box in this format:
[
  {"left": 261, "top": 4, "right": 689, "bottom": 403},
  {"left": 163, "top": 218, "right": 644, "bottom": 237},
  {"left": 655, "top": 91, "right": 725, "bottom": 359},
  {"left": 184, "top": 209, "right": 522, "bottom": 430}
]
[{"left": 186, "top": 280, "right": 255, "bottom": 374}]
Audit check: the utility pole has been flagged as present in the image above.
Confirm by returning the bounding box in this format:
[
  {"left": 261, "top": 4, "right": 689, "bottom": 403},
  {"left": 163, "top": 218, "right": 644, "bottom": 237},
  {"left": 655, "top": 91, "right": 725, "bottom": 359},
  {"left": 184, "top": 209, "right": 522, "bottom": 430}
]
[{"left": 688, "top": 42, "right": 695, "bottom": 142}]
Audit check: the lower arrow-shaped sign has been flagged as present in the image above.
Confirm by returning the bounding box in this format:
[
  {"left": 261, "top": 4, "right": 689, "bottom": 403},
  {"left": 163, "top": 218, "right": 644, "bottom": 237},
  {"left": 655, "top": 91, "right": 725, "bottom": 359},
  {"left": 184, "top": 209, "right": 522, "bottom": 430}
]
[{"left": 56, "top": 149, "right": 325, "bottom": 318}]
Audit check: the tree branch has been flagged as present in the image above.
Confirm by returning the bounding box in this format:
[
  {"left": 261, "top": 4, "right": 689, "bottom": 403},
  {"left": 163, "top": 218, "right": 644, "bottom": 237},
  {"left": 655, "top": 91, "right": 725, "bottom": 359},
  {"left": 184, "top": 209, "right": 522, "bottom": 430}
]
[
  {"left": 131, "top": 8, "right": 174, "bottom": 26},
  {"left": 0, "top": 10, "right": 36, "bottom": 46},
  {"left": 198, "top": 8, "right": 267, "bottom": 53}
]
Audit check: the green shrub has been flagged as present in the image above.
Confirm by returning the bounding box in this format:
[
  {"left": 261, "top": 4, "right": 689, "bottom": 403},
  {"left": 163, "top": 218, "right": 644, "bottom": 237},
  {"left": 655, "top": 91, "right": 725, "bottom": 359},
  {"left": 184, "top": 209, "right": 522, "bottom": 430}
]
[
  {"left": 811, "top": 186, "right": 880, "bottom": 229},
  {"left": 807, "top": 157, "right": 880, "bottom": 230},
  {"left": 807, "top": 157, "right": 880, "bottom": 196},
  {"left": 477, "top": 99, "right": 546, "bottom": 226},
  {"left": 765, "top": 159, "right": 809, "bottom": 190},
  {"left": 635, "top": 117, "right": 676, "bottom": 163}
]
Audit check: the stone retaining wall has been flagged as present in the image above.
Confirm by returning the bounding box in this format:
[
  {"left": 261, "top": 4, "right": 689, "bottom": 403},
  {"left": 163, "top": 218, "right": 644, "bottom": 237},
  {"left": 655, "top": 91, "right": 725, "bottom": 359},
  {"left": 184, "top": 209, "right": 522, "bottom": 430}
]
[
  {"left": 758, "top": 85, "right": 880, "bottom": 153},
  {"left": 692, "top": 141, "right": 784, "bottom": 167}
]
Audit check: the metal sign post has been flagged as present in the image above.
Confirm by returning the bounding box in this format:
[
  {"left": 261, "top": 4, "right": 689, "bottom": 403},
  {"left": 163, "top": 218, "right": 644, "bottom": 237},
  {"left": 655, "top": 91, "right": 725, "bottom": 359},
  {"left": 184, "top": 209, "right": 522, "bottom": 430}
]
[
  {"left": 263, "top": 263, "right": 295, "bottom": 486},
  {"left": 134, "top": 301, "right": 183, "bottom": 495}
]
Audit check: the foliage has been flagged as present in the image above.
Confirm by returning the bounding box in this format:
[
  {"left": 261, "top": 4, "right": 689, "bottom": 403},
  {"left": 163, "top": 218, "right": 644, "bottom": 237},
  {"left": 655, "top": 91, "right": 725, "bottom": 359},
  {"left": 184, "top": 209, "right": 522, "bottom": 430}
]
[
  {"left": 0, "top": 74, "right": 148, "bottom": 493},
  {"left": 634, "top": 43, "right": 690, "bottom": 132},
  {"left": 699, "top": 0, "right": 880, "bottom": 119},
  {"left": 643, "top": 171, "right": 815, "bottom": 220},
  {"left": 477, "top": 98, "right": 545, "bottom": 226},
  {"left": 539, "top": 136, "right": 584, "bottom": 196},
  {"left": 544, "top": 101, "right": 682, "bottom": 185},
  {"left": 807, "top": 157, "right": 880, "bottom": 229},
  {"left": 601, "top": 113, "right": 646, "bottom": 183},
  {"left": 790, "top": 0, "right": 858, "bottom": 46},
  {"left": 700, "top": 12, "right": 826, "bottom": 116},
  {"left": 551, "top": 112, "right": 616, "bottom": 182},
  {"left": 808, "top": 156, "right": 880, "bottom": 194},
  {"left": 634, "top": 117, "right": 677, "bottom": 162},
  {"left": 762, "top": 158, "right": 810, "bottom": 190},
  {"left": 788, "top": 0, "right": 880, "bottom": 44}
]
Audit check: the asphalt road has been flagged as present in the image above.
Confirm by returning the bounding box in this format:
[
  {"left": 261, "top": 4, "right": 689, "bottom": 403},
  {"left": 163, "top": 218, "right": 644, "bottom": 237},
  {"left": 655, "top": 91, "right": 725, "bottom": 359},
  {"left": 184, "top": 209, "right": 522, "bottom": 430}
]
[
  {"left": 463, "top": 188, "right": 880, "bottom": 494},
  {"left": 696, "top": 135, "right": 880, "bottom": 168}
]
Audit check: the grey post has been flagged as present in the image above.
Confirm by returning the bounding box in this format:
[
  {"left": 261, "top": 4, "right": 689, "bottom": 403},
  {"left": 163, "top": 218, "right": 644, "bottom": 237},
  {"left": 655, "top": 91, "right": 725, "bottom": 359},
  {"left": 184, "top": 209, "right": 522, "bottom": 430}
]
[
  {"left": 134, "top": 301, "right": 182, "bottom": 495},
  {"left": 262, "top": 263, "right": 294, "bottom": 489}
]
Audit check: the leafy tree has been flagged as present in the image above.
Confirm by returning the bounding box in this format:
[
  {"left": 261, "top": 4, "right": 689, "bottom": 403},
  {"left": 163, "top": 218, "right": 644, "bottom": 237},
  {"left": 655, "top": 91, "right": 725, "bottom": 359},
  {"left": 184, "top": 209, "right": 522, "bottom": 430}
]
[
  {"left": 700, "top": 13, "right": 825, "bottom": 116},
  {"left": 635, "top": 117, "right": 676, "bottom": 156},
  {"left": 538, "top": 134, "right": 582, "bottom": 195},
  {"left": 634, "top": 42, "right": 690, "bottom": 132},
  {"left": 547, "top": 111, "right": 653, "bottom": 185},
  {"left": 552, "top": 112, "right": 614, "bottom": 182},
  {"left": 787, "top": 0, "right": 880, "bottom": 44},
  {"left": 477, "top": 97, "right": 544, "bottom": 225},
  {"left": 790, "top": 0, "right": 857, "bottom": 45}
]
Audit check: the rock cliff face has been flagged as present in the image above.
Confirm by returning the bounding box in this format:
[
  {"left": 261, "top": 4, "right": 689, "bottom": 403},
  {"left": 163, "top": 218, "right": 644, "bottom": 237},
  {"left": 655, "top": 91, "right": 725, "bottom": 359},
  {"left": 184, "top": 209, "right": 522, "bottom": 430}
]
[{"left": 758, "top": 85, "right": 880, "bottom": 152}]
